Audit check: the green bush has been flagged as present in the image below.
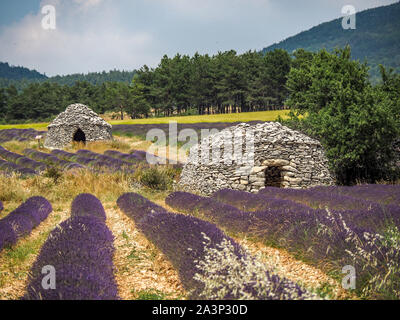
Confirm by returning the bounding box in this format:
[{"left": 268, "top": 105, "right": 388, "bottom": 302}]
[
  {"left": 285, "top": 47, "right": 399, "bottom": 185},
  {"left": 135, "top": 167, "right": 173, "bottom": 191}
]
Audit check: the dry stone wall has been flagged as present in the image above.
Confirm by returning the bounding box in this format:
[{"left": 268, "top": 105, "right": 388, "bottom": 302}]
[{"left": 179, "top": 122, "right": 334, "bottom": 195}]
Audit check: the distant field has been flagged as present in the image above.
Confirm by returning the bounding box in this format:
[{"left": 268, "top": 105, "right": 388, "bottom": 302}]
[
  {"left": 0, "top": 110, "right": 289, "bottom": 131},
  {"left": 0, "top": 123, "right": 49, "bottom": 130},
  {"left": 110, "top": 110, "right": 289, "bottom": 125}
]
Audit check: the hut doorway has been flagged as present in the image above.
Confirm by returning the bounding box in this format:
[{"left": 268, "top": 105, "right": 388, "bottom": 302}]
[
  {"left": 73, "top": 128, "right": 86, "bottom": 143},
  {"left": 265, "top": 166, "right": 283, "bottom": 187}
]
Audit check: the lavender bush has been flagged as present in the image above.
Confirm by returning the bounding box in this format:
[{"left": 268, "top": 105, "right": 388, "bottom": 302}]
[
  {"left": 117, "top": 192, "right": 313, "bottom": 300},
  {"left": 0, "top": 159, "right": 38, "bottom": 177},
  {"left": 24, "top": 194, "right": 118, "bottom": 300},
  {"left": 213, "top": 189, "right": 400, "bottom": 234},
  {"left": 24, "top": 149, "right": 84, "bottom": 171},
  {"left": 104, "top": 150, "right": 141, "bottom": 163},
  {"left": 0, "top": 197, "right": 52, "bottom": 252},
  {"left": 75, "top": 150, "right": 135, "bottom": 172},
  {"left": 0, "top": 147, "right": 47, "bottom": 173},
  {"left": 71, "top": 193, "right": 107, "bottom": 221},
  {"left": 258, "top": 187, "right": 378, "bottom": 211},
  {"left": 0, "top": 200, "right": 3, "bottom": 213},
  {"left": 212, "top": 189, "right": 311, "bottom": 213},
  {"left": 311, "top": 184, "right": 400, "bottom": 206},
  {"left": 0, "top": 129, "right": 46, "bottom": 144},
  {"left": 166, "top": 191, "right": 252, "bottom": 234}
]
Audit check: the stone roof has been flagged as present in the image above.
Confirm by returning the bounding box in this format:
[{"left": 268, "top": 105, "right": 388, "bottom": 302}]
[
  {"left": 48, "top": 103, "right": 112, "bottom": 129},
  {"left": 196, "top": 122, "right": 321, "bottom": 151}
]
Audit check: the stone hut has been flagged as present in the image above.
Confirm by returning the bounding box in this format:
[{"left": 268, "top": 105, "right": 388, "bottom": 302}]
[
  {"left": 179, "top": 122, "right": 334, "bottom": 195},
  {"left": 44, "top": 103, "right": 113, "bottom": 149}
]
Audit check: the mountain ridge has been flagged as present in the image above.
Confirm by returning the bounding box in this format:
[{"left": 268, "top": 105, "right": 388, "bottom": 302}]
[{"left": 261, "top": 2, "right": 400, "bottom": 82}]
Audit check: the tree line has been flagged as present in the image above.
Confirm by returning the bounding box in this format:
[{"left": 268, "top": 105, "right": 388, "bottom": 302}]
[{"left": 0, "top": 49, "right": 291, "bottom": 123}]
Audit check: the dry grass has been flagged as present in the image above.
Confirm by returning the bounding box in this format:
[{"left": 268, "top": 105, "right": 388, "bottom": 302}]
[{"left": 0, "top": 171, "right": 132, "bottom": 206}]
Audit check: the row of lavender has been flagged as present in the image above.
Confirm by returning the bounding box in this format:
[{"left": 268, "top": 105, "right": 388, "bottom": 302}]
[
  {"left": 24, "top": 194, "right": 119, "bottom": 300},
  {"left": 0, "top": 129, "right": 46, "bottom": 144},
  {"left": 166, "top": 186, "right": 400, "bottom": 299},
  {"left": 0, "top": 146, "right": 43, "bottom": 176},
  {"left": 0, "top": 197, "right": 52, "bottom": 252},
  {"left": 117, "top": 193, "right": 316, "bottom": 300},
  {"left": 1, "top": 142, "right": 179, "bottom": 177}
]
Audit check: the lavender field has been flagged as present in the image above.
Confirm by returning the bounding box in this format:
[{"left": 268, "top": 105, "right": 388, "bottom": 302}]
[
  {"left": 166, "top": 186, "right": 400, "bottom": 299},
  {"left": 0, "top": 128, "right": 399, "bottom": 300}
]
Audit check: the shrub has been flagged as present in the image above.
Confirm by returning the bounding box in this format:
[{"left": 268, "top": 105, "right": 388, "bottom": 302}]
[
  {"left": 135, "top": 167, "right": 172, "bottom": 190},
  {"left": 43, "top": 167, "right": 63, "bottom": 184},
  {"left": 285, "top": 47, "right": 399, "bottom": 184},
  {"left": 70, "top": 193, "right": 107, "bottom": 221}
]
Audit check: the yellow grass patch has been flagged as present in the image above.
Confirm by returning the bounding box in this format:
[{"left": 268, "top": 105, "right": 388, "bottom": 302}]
[
  {"left": 110, "top": 110, "right": 289, "bottom": 125},
  {"left": 0, "top": 110, "right": 288, "bottom": 130}
]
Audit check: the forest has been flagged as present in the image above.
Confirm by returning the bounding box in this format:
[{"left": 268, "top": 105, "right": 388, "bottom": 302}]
[
  {"left": 0, "top": 49, "right": 291, "bottom": 123},
  {"left": 0, "top": 66, "right": 136, "bottom": 91}
]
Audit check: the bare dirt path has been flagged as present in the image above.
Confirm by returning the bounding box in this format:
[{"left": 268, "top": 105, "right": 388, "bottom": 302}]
[{"left": 104, "top": 206, "right": 186, "bottom": 300}]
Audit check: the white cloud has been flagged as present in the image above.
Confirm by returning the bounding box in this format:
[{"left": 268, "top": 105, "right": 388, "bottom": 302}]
[
  {"left": 0, "top": 0, "right": 397, "bottom": 76},
  {"left": 0, "top": 0, "right": 157, "bottom": 76}
]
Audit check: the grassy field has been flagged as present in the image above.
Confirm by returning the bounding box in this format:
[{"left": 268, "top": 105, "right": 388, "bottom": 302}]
[
  {"left": 0, "top": 110, "right": 289, "bottom": 131},
  {"left": 0, "top": 123, "right": 49, "bottom": 130},
  {"left": 110, "top": 110, "right": 289, "bottom": 125}
]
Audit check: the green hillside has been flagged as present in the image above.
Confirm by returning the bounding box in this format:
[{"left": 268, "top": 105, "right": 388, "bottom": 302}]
[
  {"left": 262, "top": 2, "right": 400, "bottom": 82},
  {"left": 0, "top": 62, "right": 47, "bottom": 81},
  {"left": 0, "top": 64, "right": 136, "bottom": 89}
]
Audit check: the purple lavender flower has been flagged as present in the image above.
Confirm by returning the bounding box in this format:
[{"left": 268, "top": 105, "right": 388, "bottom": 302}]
[
  {"left": 24, "top": 215, "right": 119, "bottom": 300},
  {"left": 71, "top": 194, "right": 107, "bottom": 221},
  {"left": 117, "top": 192, "right": 311, "bottom": 300},
  {"left": 0, "top": 197, "right": 52, "bottom": 252}
]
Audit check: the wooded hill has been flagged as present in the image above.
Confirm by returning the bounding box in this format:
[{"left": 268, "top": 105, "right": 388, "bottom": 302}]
[
  {"left": 0, "top": 63, "right": 136, "bottom": 90},
  {"left": 262, "top": 2, "right": 400, "bottom": 83}
]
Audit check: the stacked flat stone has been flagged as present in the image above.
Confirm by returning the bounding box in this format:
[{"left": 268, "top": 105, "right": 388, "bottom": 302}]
[
  {"left": 179, "top": 122, "right": 334, "bottom": 195},
  {"left": 44, "top": 104, "right": 113, "bottom": 149}
]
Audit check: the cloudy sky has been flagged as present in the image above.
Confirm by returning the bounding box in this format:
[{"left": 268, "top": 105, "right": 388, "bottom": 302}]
[{"left": 0, "top": 0, "right": 397, "bottom": 76}]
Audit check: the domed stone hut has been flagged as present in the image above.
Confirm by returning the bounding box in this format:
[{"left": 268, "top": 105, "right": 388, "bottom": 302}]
[
  {"left": 179, "top": 122, "right": 334, "bottom": 195},
  {"left": 44, "top": 103, "right": 113, "bottom": 149}
]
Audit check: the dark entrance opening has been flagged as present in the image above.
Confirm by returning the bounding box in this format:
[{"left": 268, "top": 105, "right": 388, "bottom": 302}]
[
  {"left": 73, "top": 128, "right": 86, "bottom": 144},
  {"left": 265, "top": 166, "right": 283, "bottom": 188}
]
